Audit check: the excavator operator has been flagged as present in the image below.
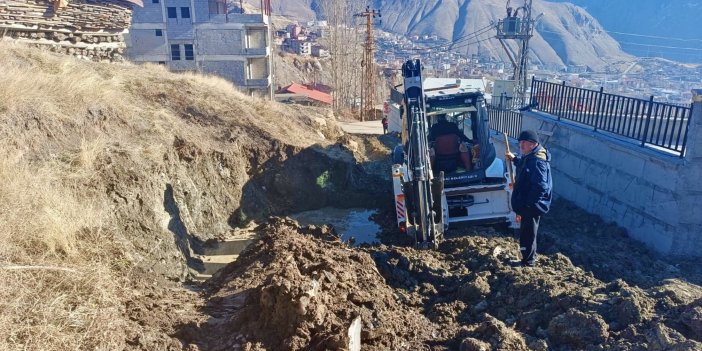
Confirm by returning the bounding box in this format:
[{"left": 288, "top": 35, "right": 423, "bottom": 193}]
[{"left": 429, "top": 114, "right": 473, "bottom": 173}]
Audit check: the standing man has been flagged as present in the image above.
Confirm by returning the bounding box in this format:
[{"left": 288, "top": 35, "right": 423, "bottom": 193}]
[
  {"left": 381, "top": 116, "right": 389, "bottom": 134},
  {"left": 506, "top": 130, "right": 552, "bottom": 267}
]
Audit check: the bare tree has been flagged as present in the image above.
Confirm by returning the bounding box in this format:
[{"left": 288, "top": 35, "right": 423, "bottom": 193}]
[{"left": 321, "top": 0, "right": 369, "bottom": 115}]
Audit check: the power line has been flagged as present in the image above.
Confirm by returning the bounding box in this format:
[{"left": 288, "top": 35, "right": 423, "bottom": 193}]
[
  {"left": 604, "top": 30, "right": 702, "bottom": 43},
  {"left": 406, "top": 23, "right": 495, "bottom": 51},
  {"left": 617, "top": 41, "right": 702, "bottom": 52},
  {"left": 537, "top": 30, "right": 702, "bottom": 53},
  {"left": 436, "top": 35, "right": 496, "bottom": 53}
]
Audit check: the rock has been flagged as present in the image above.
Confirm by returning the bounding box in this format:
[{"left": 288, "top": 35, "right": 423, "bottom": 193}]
[
  {"left": 611, "top": 288, "right": 653, "bottom": 326},
  {"left": 473, "top": 314, "right": 529, "bottom": 350},
  {"left": 644, "top": 323, "right": 699, "bottom": 351},
  {"left": 652, "top": 279, "right": 702, "bottom": 306},
  {"left": 680, "top": 306, "right": 702, "bottom": 340},
  {"left": 547, "top": 309, "right": 609, "bottom": 348},
  {"left": 458, "top": 275, "right": 491, "bottom": 302},
  {"left": 527, "top": 339, "right": 549, "bottom": 351},
  {"left": 473, "top": 300, "right": 488, "bottom": 312},
  {"left": 460, "top": 337, "right": 491, "bottom": 351}
]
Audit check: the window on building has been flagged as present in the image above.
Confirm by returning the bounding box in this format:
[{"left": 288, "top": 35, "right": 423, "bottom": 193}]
[
  {"left": 170, "top": 44, "right": 181, "bottom": 60},
  {"left": 167, "top": 7, "right": 177, "bottom": 18},
  {"left": 184, "top": 44, "right": 194, "bottom": 61},
  {"left": 155, "top": 29, "right": 163, "bottom": 37},
  {"left": 180, "top": 7, "right": 191, "bottom": 19},
  {"left": 152, "top": 0, "right": 158, "bottom": 3},
  {"left": 246, "top": 29, "right": 266, "bottom": 49},
  {"left": 158, "top": 61, "right": 166, "bottom": 65},
  {"left": 208, "top": 0, "right": 225, "bottom": 15}
]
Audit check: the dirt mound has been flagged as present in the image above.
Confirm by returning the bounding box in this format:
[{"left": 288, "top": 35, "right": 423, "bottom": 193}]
[
  {"left": 179, "top": 218, "right": 437, "bottom": 350},
  {"left": 547, "top": 309, "right": 609, "bottom": 348},
  {"left": 362, "top": 221, "right": 702, "bottom": 350}
]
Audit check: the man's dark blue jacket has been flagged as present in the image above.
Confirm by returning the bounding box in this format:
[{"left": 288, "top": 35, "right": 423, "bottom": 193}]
[{"left": 511, "top": 145, "right": 553, "bottom": 217}]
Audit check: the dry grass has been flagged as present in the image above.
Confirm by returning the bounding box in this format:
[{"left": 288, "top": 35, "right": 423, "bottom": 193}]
[
  {"left": 0, "top": 40, "right": 339, "bottom": 350},
  {"left": 0, "top": 155, "right": 127, "bottom": 350}
]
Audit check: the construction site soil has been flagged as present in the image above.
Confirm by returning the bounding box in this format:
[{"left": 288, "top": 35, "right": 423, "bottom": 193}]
[{"left": 1, "top": 42, "right": 701, "bottom": 351}]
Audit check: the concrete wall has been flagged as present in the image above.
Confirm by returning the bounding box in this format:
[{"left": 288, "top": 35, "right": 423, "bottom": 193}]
[
  {"left": 128, "top": 29, "right": 168, "bottom": 59},
  {"left": 492, "top": 95, "right": 701, "bottom": 257},
  {"left": 200, "top": 60, "right": 246, "bottom": 85},
  {"left": 675, "top": 90, "right": 702, "bottom": 256},
  {"left": 167, "top": 24, "right": 195, "bottom": 40},
  {"left": 196, "top": 29, "right": 243, "bottom": 55},
  {"left": 133, "top": 0, "right": 164, "bottom": 23}
]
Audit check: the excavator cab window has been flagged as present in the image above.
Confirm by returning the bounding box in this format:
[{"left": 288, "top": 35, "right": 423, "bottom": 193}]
[{"left": 428, "top": 112, "right": 476, "bottom": 174}]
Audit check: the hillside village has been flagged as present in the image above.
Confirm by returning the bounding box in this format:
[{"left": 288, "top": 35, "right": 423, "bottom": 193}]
[{"left": 268, "top": 15, "right": 699, "bottom": 105}]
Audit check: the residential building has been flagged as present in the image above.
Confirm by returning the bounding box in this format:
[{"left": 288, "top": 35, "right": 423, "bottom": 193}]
[
  {"left": 311, "top": 45, "right": 329, "bottom": 58},
  {"left": 126, "top": 0, "right": 272, "bottom": 98},
  {"left": 291, "top": 39, "right": 311, "bottom": 56},
  {"left": 286, "top": 23, "right": 301, "bottom": 39}
]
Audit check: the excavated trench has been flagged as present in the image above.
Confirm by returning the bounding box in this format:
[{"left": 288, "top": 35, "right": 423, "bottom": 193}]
[{"left": 164, "top": 136, "right": 393, "bottom": 281}]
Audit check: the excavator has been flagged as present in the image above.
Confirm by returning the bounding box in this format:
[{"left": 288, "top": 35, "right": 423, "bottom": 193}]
[{"left": 391, "top": 59, "right": 517, "bottom": 249}]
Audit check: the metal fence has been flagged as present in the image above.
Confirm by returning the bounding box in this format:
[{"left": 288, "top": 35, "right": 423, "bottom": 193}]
[
  {"left": 487, "top": 103, "right": 523, "bottom": 140},
  {"left": 531, "top": 79, "right": 692, "bottom": 157}
]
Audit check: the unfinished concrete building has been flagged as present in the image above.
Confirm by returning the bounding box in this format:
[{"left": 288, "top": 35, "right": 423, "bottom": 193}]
[
  {"left": 126, "top": 1, "right": 272, "bottom": 98},
  {"left": 0, "top": 0, "right": 143, "bottom": 62}
]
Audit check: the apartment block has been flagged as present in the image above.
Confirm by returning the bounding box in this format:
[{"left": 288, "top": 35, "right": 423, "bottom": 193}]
[{"left": 126, "top": 0, "right": 272, "bottom": 97}]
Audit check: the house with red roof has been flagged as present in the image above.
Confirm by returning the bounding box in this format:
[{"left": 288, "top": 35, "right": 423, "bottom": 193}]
[{"left": 276, "top": 83, "right": 333, "bottom": 106}]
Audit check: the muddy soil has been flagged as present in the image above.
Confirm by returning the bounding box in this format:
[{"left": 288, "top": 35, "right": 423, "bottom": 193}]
[
  {"left": 166, "top": 197, "right": 702, "bottom": 351},
  {"left": 178, "top": 218, "right": 437, "bottom": 351}
]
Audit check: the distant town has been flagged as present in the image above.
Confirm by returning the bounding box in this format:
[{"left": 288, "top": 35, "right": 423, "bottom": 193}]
[{"left": 277, "top": 20, "right": 701, "bottom": 105}]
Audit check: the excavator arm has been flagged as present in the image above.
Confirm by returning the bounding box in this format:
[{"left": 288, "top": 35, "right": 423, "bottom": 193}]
[{"left": 401, "top": 59, "right": 444, "bottom": 249}]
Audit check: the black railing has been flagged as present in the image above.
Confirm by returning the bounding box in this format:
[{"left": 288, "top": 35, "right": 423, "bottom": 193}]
[
  {"left": 487, "top": 103, "right": 522, "bottom": 140},
  {"left": 531, "top": 78, "right": 692, "bottom": 157}
]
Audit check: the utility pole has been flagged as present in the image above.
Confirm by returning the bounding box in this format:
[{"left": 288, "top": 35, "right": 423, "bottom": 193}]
[
  {"left": 496, "top": 0, "right": 536, "bottom": 108},
  {"left": 354, "top": 6, "right": 381, "bottom": 121}
]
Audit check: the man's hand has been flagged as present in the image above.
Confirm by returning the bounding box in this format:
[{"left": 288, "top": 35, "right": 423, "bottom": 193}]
[{"left": 505, "top": 152, "right": 516, "bottom": 161}]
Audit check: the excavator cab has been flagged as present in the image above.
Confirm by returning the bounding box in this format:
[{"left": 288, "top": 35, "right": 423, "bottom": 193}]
[
  {"left": 423, "top": 85, "right": 501, "bottom": 188},
  {"left": 391, "top": 63, "right": 517, "bottom": 249},
  {"left": 428, "top": 113, "right": 473, "bottom": 174}
]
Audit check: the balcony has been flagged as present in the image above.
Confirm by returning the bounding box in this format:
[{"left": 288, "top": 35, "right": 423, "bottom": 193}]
[{"left": 245, "top": 47, "right": 269, "bottom": 56}]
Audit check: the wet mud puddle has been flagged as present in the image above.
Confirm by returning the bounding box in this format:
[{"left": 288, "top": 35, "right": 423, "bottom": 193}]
[{"left": 289, "top": 208, "right": 380, "bottom": 246}]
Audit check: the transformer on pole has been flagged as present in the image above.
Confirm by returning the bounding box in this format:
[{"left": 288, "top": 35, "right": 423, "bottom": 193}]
[{"left": 496, "top": 0, "right": 535, "bottom": 108}]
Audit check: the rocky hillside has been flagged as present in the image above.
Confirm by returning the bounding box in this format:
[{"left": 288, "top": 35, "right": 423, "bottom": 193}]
[{"left": 551, "top": 0, "right": 702, "bottom": 63}]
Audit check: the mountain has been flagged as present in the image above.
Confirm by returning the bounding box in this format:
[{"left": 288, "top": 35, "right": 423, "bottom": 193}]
[
  {"left": 550, "top": 0, "right": 702, "bottom": 63},
  {"left": 371, "top": 0, "right": 633, "bottom": 71}
]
